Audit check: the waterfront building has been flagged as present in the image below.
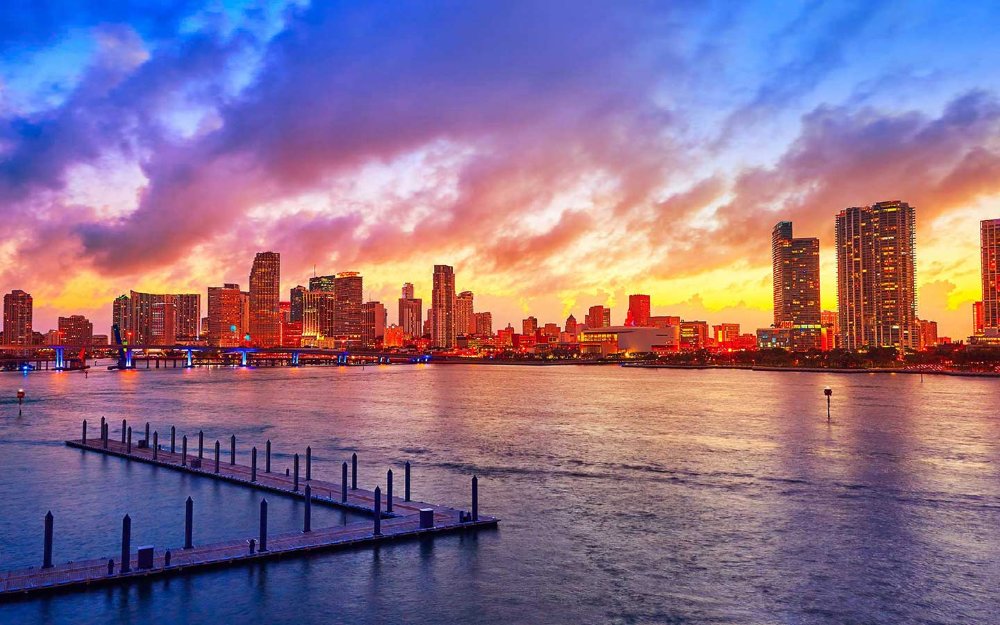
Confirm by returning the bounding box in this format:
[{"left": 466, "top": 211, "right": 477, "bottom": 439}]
[
  {"left": 772, "top": 221, "right": 821, "bottom": 350},
  {"left": 579, "top": 326, "right": 679, "bottom": 356},
  {"left": 334, "top": 272, "right": 363, "bottom": 348},
  {"left": 399, "top": 295, "right": 423, "bottom": 339},
  {"left": 835, "top": 201, "right": 917, "bottom": 350},
  {"left": 650, "top": 315, "right": 681, "bottom": 329},
  {"left": 290, "top": 285, "right": 306, "bottom": 323},
  {"left": 474, "top": 311, "right": 493, "bottom": 337},
  {"left": 119, "top": 291, "right": 200, "bottom": 345},
  {"left": 625, "top": 294, "right": 651, "bottom": 326},
  {"left": 432, "top": 265, "right": 456, "bottom": 348},
  {"left": 249, "top": 251, "right": 281, "bottom": 347},
  {"left": 57, "top": 315, "right": 93, "bottom": 346},
  {"left": 112, "top": 294, "right": 129, "bottom": 338},
  {"left": 456, "top": 291, "right": 475, "bottom": 336},
  {"left": 522, "top": 316, "right": 538, "bottom": 337},
  {"left": 383, "top": 324, "right": 405, "bottom": 347},
  {"left": 679, "top": 320, "right": 709, "bottom": 350},
  {"left": 712, "top": 323, "right": 740, "bottom": 348},
  {"left": 361, "top": 301, "right": 387, "bottom": 347},
  {"left": 309, "top": 274, "right": 336, "bottom": 292},
  {"left": 2, "top": 290, "right": 33, "bottom": 345},
  {"left": 564, "top": 314, "right": 577, "bottom": 337},
  {"left": 973, "top": 301, "right": 985, "bottom": 335},
  {"left": 208, "top": 284, "right": 244, "bottom": 346},
  {"left": 980, "top": 219, "right": 1000, "bottom": 332},
  {"left": 585, "top": 305, "right": 610, "bottom": 330},
  {"left": 917, "top": 319, "right": 938, "bottom": 350}
]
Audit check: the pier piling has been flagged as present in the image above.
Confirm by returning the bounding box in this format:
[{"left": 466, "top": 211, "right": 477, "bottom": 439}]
[
  {"left": 153, "top": 431, "right": 159, "bottom": 459},
  {"left": 127, "top": 427, "right": 132, "bottom": 454},
  {"left": 145, "top": 422, "right": 150, "bottom": 445},
  {"left": 341, "top": 462, "right": 348, "bottom": 502},
  {"left": 374, "top": 486, "right": 382, "bottom": 536},
  {"left": 387, "top": 469, "right": 393, "bottom": 513},
  {"left": 306, "top": 446, "right": 312, "bottom": 481},
  {"left": 265, "top": 440, "right": 271, "bottom": 473},
  {"left": 182, "top": 435, "right": 188, "bottom": 467},
  {"left": 102, "top": 423, "right": 108, "bottom": 449},
  {"left": 293, "top": 454, "right": 300, "bottom": 492},
  {"left": 304, "top": 485, "right": 312, "bottom": 533},
  {"left": 82, "top": 420, "right": 87, "bottom": 445},
  {"left": 121, "top": 419, "right": 126, "bottom": 444},
  {"left": 230, "top": 435, "right": 236, "bottom": 465},
  {"left": 198, "top": 430, "right": 204, "bottom": 459},
  {"left": 214, "top": 440, "right": 220, "bottom": 474},
  {"left": 184, "top": 496, "right": 193, "bottom": 549},
  {"left": 42, "top": 511, "right": 53, "bottom": 569},
  {"left": 171, "top": 426, "right": 176, "bottom": 454},
  {"left": 405, "top": 461, "right": 411, "bottom": 501},
  {"left": 120, "top": 514, "right": 131, "bottom": 574},
  {"left": 251, "top": 447, "right": 258, "bottom": 482},
  {"left": 352, "top": 453, "right": 357, "bottom": 490},
  {"left": 472, "top": 475, "right": 479, "bottom": 521},
  {"left": 259, "top": 499, "right": 268, "bottom": 552}
]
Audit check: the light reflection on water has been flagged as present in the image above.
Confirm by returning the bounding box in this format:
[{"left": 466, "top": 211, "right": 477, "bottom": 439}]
[{"left": 1, "top": 365, "right": 999, "bottom": 624}]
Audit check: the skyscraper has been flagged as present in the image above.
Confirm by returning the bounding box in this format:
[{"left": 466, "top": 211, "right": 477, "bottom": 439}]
[
  {"left": 399, "top": 295, "right": 423, "bottom": 339},
  {"left": 58, "top": 315, "right": 93, "bottom": 347},
  {"left": 836, "top": 201, "right": 917, "bottom": 350},
  {"left": 249, "top": 251, "right": 281, "bottom": 347},
  {"left": 290, "top": 285, "right": 307, "bottom": 323},
  {"left": 175, "top": 294, "right": 201, "bottom": 342},
  {"left": 772, "top": 222, "right": 821, "bottom": 326},
  {"left": 626, "top": 294, "right": 651, "bottom": 326},
  {"left": 522, "top": 316, "right": 538, "bottom": 337},
  {"left": 432, "top": 265, "right": 456, "bottom": 348},
  {"left": 208, "top": 284, "right": 244, "bottom": 347},
  {"left": 980, "top": 219, "right": 1000, "bottom": 332},
  {"left": 402, "top": 283, "right": 414, "bottom": 300},
  {"left": 585, "top": 305, "right": 609, "bottom": 330},
  {"left": 361, "top": 301, "right": 387, "bottom": 347},
  {"left": 474, "top": 311, "right": 493, "bottom": 337},
  {"left": 309, "top": 275, "right": 336, "bottom": 292},
  {"left": 456, "top": 291, "right": 475, "bottom": 336},
  {"left": 3, "top": 290, "right": 33, "bottom": 345},
  {"left": 334, "top": 272, "right": 363, "bottom": 347}
]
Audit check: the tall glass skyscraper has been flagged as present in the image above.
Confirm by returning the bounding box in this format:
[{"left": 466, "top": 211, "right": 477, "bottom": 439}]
[{"left": 249, "top": 251, "right": 281, "bottom": 347}]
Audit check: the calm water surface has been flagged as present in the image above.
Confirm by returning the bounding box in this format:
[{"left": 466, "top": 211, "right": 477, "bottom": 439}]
[{"left": 1, "top": 364, "right": 999, "bottom": 624}]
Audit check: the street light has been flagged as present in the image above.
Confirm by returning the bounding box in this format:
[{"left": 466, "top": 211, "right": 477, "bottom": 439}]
[{"left": 824, "top": 386, "right": 832, "bottom": 422}]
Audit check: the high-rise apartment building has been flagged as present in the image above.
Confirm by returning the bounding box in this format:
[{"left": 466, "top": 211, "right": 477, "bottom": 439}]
[
  {"left": 772, "top": 222, "right": 821, "bottom": 327},
  {"left": 980, "top": 219, "right": 1000, "bottom": 332},
  {"left": 175, "top": 294, "right": 201, "bottom": 342},
  {"left": 585, "top": 305, "right": 609, "bottom": 330},
  {"left": 456, "top": 291, "right": 475, "bottom": 336},
  {"left": 399, "top": 295, "right": 423, "bottom": 339},
  {"left": 361, "top": 301, "right": 387, "bottom": 347},
  {"left": 249, "top": 251, "right": 281, "bottom": 347},
  {"left": 835, "top": 201, "right": 917, "bottom": 350},
  {"left": 2, "top": 290, "right": 33, "bottom": 345},
  {"left": 333, "top": 272, "right": 363, "bottom": 347},
  {"left": 208, "top": 284, "right": 244, "bottom": 347},
  {"left": 112, "top": 294, "right": 129, "bottom": 339},
  {"left": 290, "top": 285, "right": 307, "bottom": 323},
  {"left": 431, "top": 265, "right": 456, "bottom": 348},
  {"left": 626, "top": 294, "right": 651, "bottom": 327},
  {"left": 402, "top": 282, "right": 414, "bottom": 300},
  {"left": 522, "top": 316, "right": 538, "bottom": 337},
  {"left": 58, "top": 315, "right": 93, "bottom": 347},
  {"left": 973, "top": 301, "right": 985, "bottom": 335},
  {"left": 474, "top": 311, "right": 493, "bottom": 337},
  {"left": 119, "top": 290, "right": 199, "bottom": 345}
]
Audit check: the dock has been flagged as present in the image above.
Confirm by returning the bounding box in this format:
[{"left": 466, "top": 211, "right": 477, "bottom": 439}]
[{"left": 0, "top": 421, "right": 496, "bottom": 600}]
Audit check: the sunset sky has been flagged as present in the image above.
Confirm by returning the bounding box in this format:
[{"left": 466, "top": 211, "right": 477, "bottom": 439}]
[{"left": 2, "top": 1, "right": 1000, "bottom": 337}]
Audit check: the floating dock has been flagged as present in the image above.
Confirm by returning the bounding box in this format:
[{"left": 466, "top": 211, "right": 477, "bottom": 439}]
[{"left": 0, "top": 421, "right": 496, "bottom": 600}]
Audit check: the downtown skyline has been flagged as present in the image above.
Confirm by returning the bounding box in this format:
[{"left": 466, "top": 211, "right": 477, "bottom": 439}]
[{"left": 2, "top": 3, "right": 1000, "bottom": 337}]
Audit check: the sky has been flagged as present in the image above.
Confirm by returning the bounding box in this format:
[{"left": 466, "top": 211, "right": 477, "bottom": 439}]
[{"left": 2, "top": 1, "right": 1000, "bottom": 337}]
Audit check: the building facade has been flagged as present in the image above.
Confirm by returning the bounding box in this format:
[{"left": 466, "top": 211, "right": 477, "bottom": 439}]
[
  {"left": 58, "top": 315, "right": 93, "bottom": 347},
  {"left": 980, "top": 219, "right": 1000, "bottom": 332},
  {"left": 249, "top": 251, "right": 281, "bottom": 347},
  {"left": 334, "top": 272, "right": 363, "bottom": 348},
  {"left": 625, "top": 294, "right": 651, "bottom": 327},
  {"left": 772, "top": 221, "right": 821, "bottom": 350},
  {"left": 361, "top": 301, "right": 387, "bottom": 347},
  {"left": 456, "top": 291, "right": 475, "bottom": 336},
  {"left": 2, "top": 290, "right": 33, "bottom": 345},
  {"left": 431, "top": 265, "right": 456, "bottom": 348},
  {"left": 207, "top": 284, "right": 244, "bottom": 346}
]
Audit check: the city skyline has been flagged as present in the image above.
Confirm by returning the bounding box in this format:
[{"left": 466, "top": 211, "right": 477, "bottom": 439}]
[{"left": 1, "top": 4, "right": 999, "bottom": 339}]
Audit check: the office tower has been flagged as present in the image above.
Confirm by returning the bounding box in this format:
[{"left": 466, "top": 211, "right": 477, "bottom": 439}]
[
  {"left": 249, "top": 251, "right": 281, "bottom": 347},
  {"left": 361, "top": 301, "right": 387, "bottom": 347},
  {"left": 309, "top": 275, "right": 336, "bottom": 292},
  {"left": 402, "top": 283, "right": 414, "bottom": 300},
  {"left": 432, "top": 265, "right": 456, "bottom": 348},
  {"left": 474, "top": 311, "right": 493, "bottom": 337},
  {"left": 973, "top": 301, "right": 985, "bottom": 335},
  {"left": 679, "top": 320, "right": 709, "bottom": 350},
  {"left": 456, "top": 291, "right": 475, "bottom": 336},
  {"left": 836, "top": 201, "right": 917, "bottom": 350},
  {"left": 112, "top": 294, "right": 130, "bottom": 338},
  {"left": 175, "top": 294, "right": 201, "bottom": 342},
  {"left": 2, "top": 290, "right": 33, "bottom": 345},
  {"left": 399, "top": 295, "right": 423, "bottom": 339},
  {"left": 522, "top": 316, "right": 538, "bottom": 337},
  {"left": 981, "top": 219, "right": 1000, "bottom": 331},
  {"left": 772, "top": 222, "right": 821, "bottom": 327},
  {"left": 918, "top": 319, "right": 938, "bottom": 350},
  {"left": 290, "top": 286, "right": 307, "bottom": 323},
  {"left": 585, "top": 305, "right": 609, "bottom": 330},
  {"left": 712, "top": 323, "right": 740, "bottom": 346},
  {"left": 208, "top": 284, "right": 244, "bottom": 347},
  {"left": 121, "top": 291, "right": 198, "bottom": 345},
  {"left": 565, "top": 314, "right": 577, "bottom": 335},
  {"left": 333, "top": 272, "right": 363, "bottom": 347},
  {"left": 626, "top": 294, "right": 651, "bottom": 327},
  {"left": 58, "top": 315, "right": 93, "bottom": 347}
]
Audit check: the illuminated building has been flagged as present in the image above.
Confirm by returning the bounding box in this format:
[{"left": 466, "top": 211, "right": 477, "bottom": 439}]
[
  {"left": 208, "top": 284, "right": 245, "bottom": 346},
  {"left": 585, "top": 305, "right": 610, "bottom": 330},
  {"left": 650, "top": 315, "right": 680, "bottom": 329},
  {"left": 564, "top": 314, "right": 577, "bottom": 336},
  {"left": 361, "top": 301, "right": 387, "bottom": 347},
  {"left": 383, "top": 324, "right": 404, "bottom": 347},
  {"left": 712, "top": 323, "right": 740, "bottom": 348},
  {"left": 772, "top": 221, "right": 821, "bottom": 350},
  {"left": 249, "top": 251, "right": 281, "bottom": 347},
  {"left": 820, "top": 310, "right": 839, "bottom": 350},
  {"left": 836, "top": 201, "right": 917, "bottom": 350},
  {"left": 175, "top": 294, "right": 201, "bottom": 342},
  {"left": 474, "top": 311, "right": 493, "bottom": 337},
  {"left": 496, "top": 324, "right": 514, "bottom": 347},
  {"left": 121, "top": 291, "right": 200, "bottom": 345},
  {"left": 334, "top": 272, "right": 363, "bottom": 348},
  {"left": 3, "top": 290, "right": 33, "bottom": 345},
  {"left": 679, "top": 321, "right": 709, "bottom": 350},
  {"left": 399, "top": 294, "right": 423, "bottom": 339},
  {"left": 625, "top": 294, "right": 651, "bottom": 326},
  {"left": 522, "top": 316, "right": 538, "bottom": 337},
  {"left": 432, "top": 265, "right": 456, "bottom": 348},
  {"left": 917, "top": 319, "right": 938, "bottom": 350},
  {"left": 973, "top": 301, "right": 985, "bottom": 335},
  {"left": 290, "top": 286, "right": 306, "bottom": 323},
  {"left": 541, "top": 323, "right": 560, "bottom": 339},
  {"left": 300, "top": 290, "right": 335, "bottom": 342},
  {"left": 579, "top": 326, "right": 679, "bottom": 356},
  {"left": 112, "top": 294, "right": 129, "bottom": 338},
  {"left": 456, "top": 291, "right": 475, "bottom": 336},
  {"left": 58, "top": 315, "right": 93, "bottom": 347},
  {"left": 981, "top": 219, "right": 1000, "bottom": 332},
  {"left": 309, "top": 275, "right": 336, "bottom": 292}
]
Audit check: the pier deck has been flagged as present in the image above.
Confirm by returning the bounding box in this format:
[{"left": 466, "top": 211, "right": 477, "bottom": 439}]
[{"left": 0, "top": 435, "right": 496, "bottom": 600}]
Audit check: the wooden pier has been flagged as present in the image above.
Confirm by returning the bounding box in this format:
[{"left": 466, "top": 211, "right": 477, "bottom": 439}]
[{"left": 0, "top": 426, "right": 496, "bottom": 600}]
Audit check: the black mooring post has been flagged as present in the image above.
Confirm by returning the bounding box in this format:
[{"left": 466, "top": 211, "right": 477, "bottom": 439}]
[
  {"left": 386, "top": 469, "right": 393, "bottom": 513},
  {"left": 293, "top": 454, "right": 300, "bottom": 492},
  {"left": 82, "top": 420, "right": 87, "bottom": 445},
  {"left": 121, "top": 419, "right": 127, "bottom": 444},
  {"left": 100, "top": 416, "right": 106, "bottom": 435},
  {"left": 171, "top": 426, "right": 176, "bottom": 454},
  {"left": 214, "top": 440, "right": 220, "bottom": 474},
  {"left": 145, "top": 422, "right": 150, "bottom": 445},
  {"left": 182, "top": 435, "right": 188, "bottom": 467},
  {"left": 251, "top": 446, "right": 258, "bottom": 482},
  {"left": 230, "top": 435, "right": 236, "bottom": 465},
  {"left": 153, "top": 431, "right": 158, "bottom": 460},
  {"left": 341, "top": 462, "right": 348, "bottom": 502},
  {"left": 472, "top": 475, "right": 479, "bottom": 521},
  {"left": 306, "top": 446, "right": 312, "bottom": 481},
  {"left": 405, "top": 461, "right": 411, "bottom": 501},
  {"left": 259, "top": 499, "right": 268, "bottom": 552},
  {"left": 373, "top": 486, "right": 382, "bottom": 536},
  {"left": 198, "top": 430, "right": 204, "bottom": 459},
  {"left": 103, "top": 423, "right": 108, "bottom": 449},
  {"left": 351, "top": 453, "right": 357, "bottom": 490},
  {"left": 42, "top": 511, "right": 53, "bottom": 569},
  {"left": 127, "top": 427, "right": 132, "bottom": 454},
  {"left": 265, "top": 439, "right": 271, "bottom": 473},
  {"left": 120, "top": 514, "right": 131, "bottom": 573},
  {"left": 184, "top": 496, "right": 193, "bottom": 549},
  {"left": 303, "top": 485, "right": 312, "bottom": 532}
]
